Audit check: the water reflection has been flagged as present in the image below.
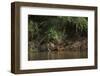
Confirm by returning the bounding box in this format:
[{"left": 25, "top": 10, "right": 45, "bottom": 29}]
[{"left": 28, "top": 50, "right": 88, "bottom": 60}]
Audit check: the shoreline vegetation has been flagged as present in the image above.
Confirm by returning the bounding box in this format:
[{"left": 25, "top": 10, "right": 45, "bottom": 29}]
[{"left": 28, "top": 15, "right": 88, "bottom": 60}]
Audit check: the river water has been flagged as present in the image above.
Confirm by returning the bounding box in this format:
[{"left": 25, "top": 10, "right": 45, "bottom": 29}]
[{"left": 28, "top": 49, "right": 88, "bottom": 60}]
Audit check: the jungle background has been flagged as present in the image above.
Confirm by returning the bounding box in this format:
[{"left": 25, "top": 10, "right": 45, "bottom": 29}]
[{"left": 28, "top": 15, "right": 88, "bottom": 60}]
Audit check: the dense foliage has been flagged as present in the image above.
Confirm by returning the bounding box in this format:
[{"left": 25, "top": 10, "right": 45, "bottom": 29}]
[{"left": 28, "top": 15, "right": 88, "bottom": 52}]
